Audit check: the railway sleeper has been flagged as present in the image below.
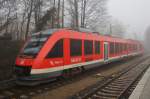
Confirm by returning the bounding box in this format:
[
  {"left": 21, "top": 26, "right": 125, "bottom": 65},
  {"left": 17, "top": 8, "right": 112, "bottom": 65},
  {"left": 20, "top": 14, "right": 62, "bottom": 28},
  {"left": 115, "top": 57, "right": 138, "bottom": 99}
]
[
  {"left": 111, "top": 80, "right": 132, "bottom": 84},
  {"left": 89, "top": 94, "right": 107, "bottom": 99},
  {"left": 114, "top": 79, "right": 132, "bottom": 82},
  {"left": 107, "top": 85, "right": 126, "bottom": 89},
  {"left": 104, "top": 86, "right": 123, "bottom": 91},
  {"left": 106, "top": 85, "right": 125, "bottom": 89},
  {"left": 100, "top": 88, "right": 121, "bottom": 94},
  {"left": 109, "top": 83, "right": 128, "bottom": 86},
  {"left": 96, "top": 91, "right": 119, "bottom": 98},
  {"left": 112, "top": 80, "right": 131, "bottom": 84},
  {"left": 90, "top": 94, "right": 116, "bottom": 99},
  {"left": 119, "top": 76, "right": 134, "bottom": 80},
  {"left": 112, "top": 81, "right": 132, "bottom": 85}
]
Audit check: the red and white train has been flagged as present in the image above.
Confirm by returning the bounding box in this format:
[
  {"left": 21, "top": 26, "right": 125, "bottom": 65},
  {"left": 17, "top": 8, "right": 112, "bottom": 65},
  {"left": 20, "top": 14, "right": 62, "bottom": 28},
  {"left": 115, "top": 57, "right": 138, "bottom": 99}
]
[{"left": 15, "top": 28, "right": 144, "bottom": 85}]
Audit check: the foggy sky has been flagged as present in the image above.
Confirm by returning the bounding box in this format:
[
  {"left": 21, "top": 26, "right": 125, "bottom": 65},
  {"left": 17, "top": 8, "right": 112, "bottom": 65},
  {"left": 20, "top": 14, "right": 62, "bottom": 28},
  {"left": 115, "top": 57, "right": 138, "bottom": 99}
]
[{"left": 108, "top": 0, "right": 150, "bottom": 39}]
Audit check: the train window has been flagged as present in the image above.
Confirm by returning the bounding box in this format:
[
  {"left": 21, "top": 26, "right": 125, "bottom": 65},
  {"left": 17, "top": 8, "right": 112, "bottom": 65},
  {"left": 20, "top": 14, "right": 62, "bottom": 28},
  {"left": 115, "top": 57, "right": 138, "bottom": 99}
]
[
  {"left": 46, "top": 39, "right": 63, "bottom": 58},
  {"left": 139, "top": 44, "right": 140, "bottom": 50},
  {"left": 131, "top": 44, "right": 133, "bottom": 51},
  {"left": 115, "top": 43, "right": 118, "bottom": 53},
  {"left": 95, "top": 41, "right": 100, "bottom": 54},
  {"left": 110, "top": 42, "right": 114, "bottom": 54},
  {"left": 118, "top": 43, "right": 120, "bottom": 53},
  {"left": 122, "top": 44, "right": 124, "bottom": 52},
  {"left": 21, "top": 30, "right": 53, "bottom": 57},
  {"left": 127, "top": 44, "right": 130, "bottom": 51},
  {"left": 110, "top": 43, "right": 112, "bottom": 54},
  {"left": 132, "top": 44, "right": 134, "bottom": 51},
  {"left": 114, "top": 43, "right": 117, "bottom": 54},
  {"left": 70, "top": 39, "right": 82, "bottom": 56},
  {"left": 140, "top": 45, "right": 143, "bottom": 50},
  {"left": 120, "top": 43, "right": 123, "bottom": 53},
  {"left": 124, "top": 44, "right": 127, "bottom": 51},
  {"left": 135, "top": 45, "right": 137, "bottom": 51},
  {"left": 134, "top": 45, "right": 135, "bottom": 51},
  {"left": 84, "top": 40, "right": 93, "bottom": 55},
  {"left": 120, "top": 43, "right": 122, "bottom": 53},
  {"left": 122, "top": 44, "right": 124, "bottom": 51},
  {"left": 129, "top": 44, "right": 131, "bottom": 50},
  {"left": 116, "top": 43, "right": 119, "bottom": 54}
]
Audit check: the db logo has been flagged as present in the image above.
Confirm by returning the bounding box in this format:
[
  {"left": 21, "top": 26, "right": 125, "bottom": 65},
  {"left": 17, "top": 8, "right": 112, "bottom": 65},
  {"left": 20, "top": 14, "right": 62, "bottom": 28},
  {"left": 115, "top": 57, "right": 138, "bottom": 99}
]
[
  {"left": 20, "top": 60, "right": 25, "bottom": 65},
  {"left": 50, "top": 61, "right": 54, "bottom": 65}
]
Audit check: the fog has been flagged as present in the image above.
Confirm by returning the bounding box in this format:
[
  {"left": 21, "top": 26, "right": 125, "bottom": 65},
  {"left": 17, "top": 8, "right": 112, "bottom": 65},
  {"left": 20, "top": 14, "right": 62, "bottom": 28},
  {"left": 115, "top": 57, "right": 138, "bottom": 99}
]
[{"left": 108, "top": 0, "right": 150, "bottom": 40}]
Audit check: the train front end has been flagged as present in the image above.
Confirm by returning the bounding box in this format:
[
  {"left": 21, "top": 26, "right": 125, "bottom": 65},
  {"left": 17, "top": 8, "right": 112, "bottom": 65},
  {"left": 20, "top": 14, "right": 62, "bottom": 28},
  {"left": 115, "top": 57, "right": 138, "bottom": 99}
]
[{"left": 14, "top": 29, "right": 57, "bottom": 85}]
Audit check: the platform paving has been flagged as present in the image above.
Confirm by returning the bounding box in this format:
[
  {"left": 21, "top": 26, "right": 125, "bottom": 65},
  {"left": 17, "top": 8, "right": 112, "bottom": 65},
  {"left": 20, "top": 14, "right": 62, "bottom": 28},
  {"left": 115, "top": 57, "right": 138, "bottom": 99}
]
[{"left": 129, "top": 65, "right": 150, "bottom": 99}]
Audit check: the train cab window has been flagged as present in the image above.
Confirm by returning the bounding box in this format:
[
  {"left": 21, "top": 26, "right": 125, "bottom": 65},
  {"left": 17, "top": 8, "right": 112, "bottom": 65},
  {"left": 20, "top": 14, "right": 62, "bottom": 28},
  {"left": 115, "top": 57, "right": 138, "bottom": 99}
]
[
  {"left": 46, "top": 39, "right": 63, "bottom": 58},
  {"left": 84, "top": 40, "right": 93, "bottom": 55},
  {"left": 95, "top": 41, "right": 100, "bottom": 54},
  {"left": 70, "top": 39, "right": 82, "bottom": 56},
  {"left": 21, "top": 30, "right": 56, "bottom": 57}
]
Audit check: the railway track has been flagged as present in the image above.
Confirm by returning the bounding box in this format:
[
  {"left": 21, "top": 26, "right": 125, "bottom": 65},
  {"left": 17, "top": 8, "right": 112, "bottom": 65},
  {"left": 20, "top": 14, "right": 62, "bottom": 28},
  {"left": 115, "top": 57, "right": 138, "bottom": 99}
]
[
  {"left": 71, "top": 56, "right": 150, "bottom": 99},
  {"left": 0, "top": 56, "right": 148, "bottom": 99}
]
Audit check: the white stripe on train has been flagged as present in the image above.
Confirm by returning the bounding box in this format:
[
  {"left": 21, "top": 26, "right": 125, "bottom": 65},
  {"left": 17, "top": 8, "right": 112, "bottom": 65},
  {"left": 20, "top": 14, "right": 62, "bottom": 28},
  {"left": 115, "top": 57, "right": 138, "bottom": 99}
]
[{"left": 30, "top": 52, "right": 141, "bottom": 74}]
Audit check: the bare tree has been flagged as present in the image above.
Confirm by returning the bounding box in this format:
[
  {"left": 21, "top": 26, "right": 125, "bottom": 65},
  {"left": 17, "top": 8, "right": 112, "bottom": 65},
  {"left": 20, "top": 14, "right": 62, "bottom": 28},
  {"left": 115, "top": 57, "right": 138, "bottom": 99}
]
[
  {"left": 67, "top": 0, "right": 109, "bottom": 31},
  {"left": 34, "top": 0, "right": 42, "bottom": 28},
  {"left": 80, "top": 0, "right": 86, "bottom": 28},
  {"left": 57, "top": 0, "right": 61, "bottom": 28},
  {"left": 0, "top": 0, "right": 111, "bottom": 40},
  {"left": 25, "top": 0, "right": 34, "bottom": 39},
  {"left": 67, "top": 0, "right": 79, "bottom": 28},
  {"left": 109, "top": 19, "right": 126, "bottom": 37},
  {"left": 61, "top": 0, "right": 64, "bottom": 28},
  {"left": 84, "top": 0, "right": 109, "bottom": 30},
  {"left": 0, "top": 0, "right": 17, "bottom": 33},
  {"left": 35, "top": 7, "right": 57, "bottom": 32}
]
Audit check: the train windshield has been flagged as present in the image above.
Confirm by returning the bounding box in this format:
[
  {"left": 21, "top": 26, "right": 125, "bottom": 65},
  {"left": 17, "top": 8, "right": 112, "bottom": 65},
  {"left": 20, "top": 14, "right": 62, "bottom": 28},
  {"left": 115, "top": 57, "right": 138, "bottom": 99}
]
[{"left": 21, "top": 29, "right": 57, "bottom": 57}]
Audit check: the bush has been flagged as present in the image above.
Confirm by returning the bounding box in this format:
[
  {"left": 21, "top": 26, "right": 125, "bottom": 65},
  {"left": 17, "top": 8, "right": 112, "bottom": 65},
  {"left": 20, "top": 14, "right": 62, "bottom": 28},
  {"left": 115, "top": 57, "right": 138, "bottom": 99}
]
[{"left": 0, "top": 40, "right": 23, "bottom": 80}]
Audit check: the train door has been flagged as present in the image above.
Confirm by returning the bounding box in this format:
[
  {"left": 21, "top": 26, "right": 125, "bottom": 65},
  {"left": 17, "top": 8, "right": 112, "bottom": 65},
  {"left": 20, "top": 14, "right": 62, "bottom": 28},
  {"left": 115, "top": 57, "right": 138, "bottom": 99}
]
[{"left": 104, "top": 42, "right": 109, "bottom": 60}]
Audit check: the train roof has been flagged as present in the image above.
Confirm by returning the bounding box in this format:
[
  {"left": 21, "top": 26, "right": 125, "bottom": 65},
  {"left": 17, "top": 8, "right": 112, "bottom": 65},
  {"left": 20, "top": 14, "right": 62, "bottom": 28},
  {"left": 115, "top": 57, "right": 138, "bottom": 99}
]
[{"left": 33, "top": 28, "right": 141, "bottom": 44}]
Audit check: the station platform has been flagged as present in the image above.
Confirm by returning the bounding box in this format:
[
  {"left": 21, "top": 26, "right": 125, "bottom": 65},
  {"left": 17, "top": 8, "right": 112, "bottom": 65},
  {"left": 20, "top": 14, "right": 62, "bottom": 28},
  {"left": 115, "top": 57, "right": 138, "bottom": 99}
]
[{"left": 129, "top": 65, "right": 150, "bottom": 99}]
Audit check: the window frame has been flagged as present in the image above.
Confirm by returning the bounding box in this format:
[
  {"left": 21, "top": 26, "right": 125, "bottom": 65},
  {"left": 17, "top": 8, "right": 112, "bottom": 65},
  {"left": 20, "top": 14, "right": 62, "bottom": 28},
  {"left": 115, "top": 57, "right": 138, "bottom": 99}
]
[
  {"left": 70, "top": 39, "right": 82, "bottom": 56},
  {"left": 84, "top": 40, "right": 93, "bottom": 55},
  {"left": 95, "top": 41, "right": 100, "bottom": 54},
  {"left": 46, "top": 39, "right": 64, "bottom": 58},
  {"left": 110, "top": 42, "right": 115, "bottom": 54}
]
